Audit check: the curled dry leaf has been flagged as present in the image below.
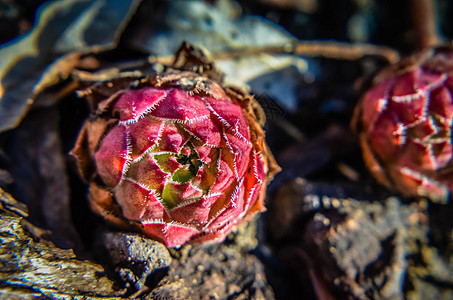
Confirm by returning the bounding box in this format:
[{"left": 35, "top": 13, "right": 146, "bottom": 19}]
[{"left": 0, "top": 0, "right": 142, "bottom": 133}]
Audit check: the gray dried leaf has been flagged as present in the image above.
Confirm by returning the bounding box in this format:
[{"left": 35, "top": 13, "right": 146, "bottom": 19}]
[
  {"left": 129, "top": 0, "right": 293, "bottom": 56},
  {"left": 127, "top": 0, "right": 309, "bottom": 91}
]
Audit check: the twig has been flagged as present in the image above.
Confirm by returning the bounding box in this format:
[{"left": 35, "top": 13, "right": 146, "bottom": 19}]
[
  {"left": 72, "top": 41, "right": 399, "bottom": 83},
  {"left": 211, "top": 40, "right": 400, "bottom": 64},
  {"left": 409, "top": 0, "right": 441, "bottom": 49}
]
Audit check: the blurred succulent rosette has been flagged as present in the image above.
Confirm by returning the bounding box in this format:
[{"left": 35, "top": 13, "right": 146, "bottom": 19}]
[
  {"left": 353, "top": 46, "right": 453, "bottom": 202},
  {"left": 71, "top": 47, "right": 280, "bottom": 247}
]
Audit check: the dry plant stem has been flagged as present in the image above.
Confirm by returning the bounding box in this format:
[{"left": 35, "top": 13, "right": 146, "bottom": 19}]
[
  {"left": 272, "top": 117, "right": 305, "bottom": 143},
  {"left": 70, "top": 41, "right": 399, "bottom": 84},
  {"left": 211, "top": 41, "right": 400, "bottom": 64},
  {"left": 410, "top": 0, "right": 441, "bottom": 48},
  {"left": 70, "top": 41, "right": 399, "bottom": 85},
  {"left": 72, "top": 69, "right": 145, "bottom": 84}
]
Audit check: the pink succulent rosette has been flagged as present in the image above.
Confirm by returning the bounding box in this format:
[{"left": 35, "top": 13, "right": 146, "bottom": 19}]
[
  {"left": 354, "top": 47, "right": 453, "bottom": 202},
  {"left": 72, "top": 70, "right": 280, "bottom": 247}
]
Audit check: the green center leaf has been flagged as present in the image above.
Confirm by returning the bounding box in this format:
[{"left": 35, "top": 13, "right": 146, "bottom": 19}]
[
  {"left": 173, "top": 147, "right": 202, "bottom": 183},
  {"left": 172, "top": 167, "right": 195, "bottom": 184}
]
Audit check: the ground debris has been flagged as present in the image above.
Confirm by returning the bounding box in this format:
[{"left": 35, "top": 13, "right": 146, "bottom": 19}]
[
  {"left": 150, "top": 220, "right": 274, "bottom": 300},
  {"left": 266, "top": 178, "right": 453, "bottom": 299}
]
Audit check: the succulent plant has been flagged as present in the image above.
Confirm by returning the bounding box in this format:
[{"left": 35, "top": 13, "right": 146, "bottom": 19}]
[
  {"left": 71, "top": 60, "right": 280, "bottom": 247},
  {"left": 353, "top": 47, "right": 453, "bottom": 202}
]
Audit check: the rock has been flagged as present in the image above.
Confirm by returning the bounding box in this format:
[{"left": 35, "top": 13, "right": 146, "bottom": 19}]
[
  {"left": 266, "top": 178, "right": 453, "bottom": 299},
  {"left": 101, "top": 232, "right": 172, "bottom": 291}
]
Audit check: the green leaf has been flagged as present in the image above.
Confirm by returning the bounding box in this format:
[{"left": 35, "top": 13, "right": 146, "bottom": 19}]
[
  {"left": 172, "top": 167, "right": 194, "bottom": 184},
  {"left": 162, "top": 184, "right": 178, "bottom": 209},
  {"left": 154, "top": 153, "right": 174, "bottom": 173}
]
